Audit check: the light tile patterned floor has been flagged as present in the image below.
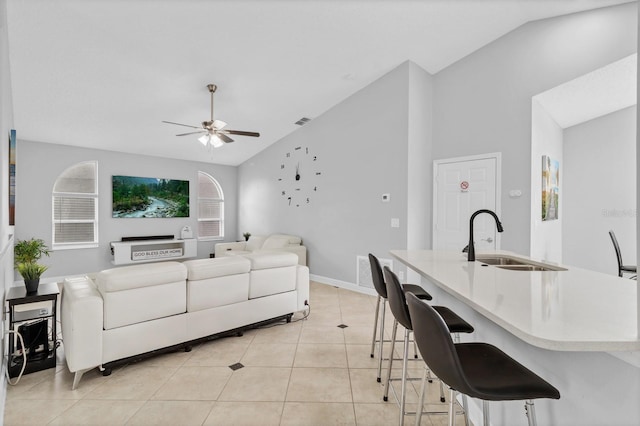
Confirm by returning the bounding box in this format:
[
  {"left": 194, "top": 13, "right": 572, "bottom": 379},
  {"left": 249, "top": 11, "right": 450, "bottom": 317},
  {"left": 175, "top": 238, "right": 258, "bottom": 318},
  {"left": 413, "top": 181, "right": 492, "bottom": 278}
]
[{"left": 4, "top": 281, "right": 467, "bottom": 425}]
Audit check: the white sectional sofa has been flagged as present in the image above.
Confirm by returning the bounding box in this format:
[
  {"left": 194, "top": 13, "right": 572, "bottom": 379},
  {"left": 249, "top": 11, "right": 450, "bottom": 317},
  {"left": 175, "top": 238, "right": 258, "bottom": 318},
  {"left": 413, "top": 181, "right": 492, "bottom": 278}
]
[
  {"left": 214, "top": 234, "right": 307, "bottom": 266},
  {"left": 61, "top": 252, "right": 309, "bottom": 389}
]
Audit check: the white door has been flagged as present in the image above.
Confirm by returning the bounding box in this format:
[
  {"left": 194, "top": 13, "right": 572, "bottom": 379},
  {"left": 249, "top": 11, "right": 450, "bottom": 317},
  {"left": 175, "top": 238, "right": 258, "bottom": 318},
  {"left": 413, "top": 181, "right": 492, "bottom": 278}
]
[{"left": 433, "top": 154, "right": 500, "bottom": 251}]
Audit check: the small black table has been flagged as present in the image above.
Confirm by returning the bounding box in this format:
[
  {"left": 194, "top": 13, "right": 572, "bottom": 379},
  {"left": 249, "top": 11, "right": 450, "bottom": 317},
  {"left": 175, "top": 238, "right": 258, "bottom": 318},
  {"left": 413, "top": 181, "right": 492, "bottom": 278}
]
[{"left": 6, "top": 282, "right": 59, "bottom": 377}]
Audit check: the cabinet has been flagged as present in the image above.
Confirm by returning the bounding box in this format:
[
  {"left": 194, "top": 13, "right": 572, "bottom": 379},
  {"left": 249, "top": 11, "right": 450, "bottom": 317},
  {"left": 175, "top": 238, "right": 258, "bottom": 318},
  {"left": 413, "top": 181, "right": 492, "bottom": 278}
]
[
  {"left": 110, "top": 238, "right": 197, "bottom": 265},
  {"left": 6, "top": 282, "right": 59, "bottom": 378}
]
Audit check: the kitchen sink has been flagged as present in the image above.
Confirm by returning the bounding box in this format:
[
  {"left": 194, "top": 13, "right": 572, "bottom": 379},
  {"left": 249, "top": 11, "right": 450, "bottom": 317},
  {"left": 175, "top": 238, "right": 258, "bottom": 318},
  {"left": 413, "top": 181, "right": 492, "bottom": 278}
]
[
  {"left": 495, "top": 265, "right": 555, "bottom": 272},
  {"left": 475, "top": 256, "right": 527, "bottom": 266},
  {"left": 476, "top": 255, "right": 567, "bottom": 271}
]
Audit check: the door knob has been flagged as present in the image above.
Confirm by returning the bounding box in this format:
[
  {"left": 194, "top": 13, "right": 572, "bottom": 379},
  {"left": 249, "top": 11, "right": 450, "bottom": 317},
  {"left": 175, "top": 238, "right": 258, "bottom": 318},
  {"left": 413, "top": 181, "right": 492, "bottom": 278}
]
[{"left": 481, "top": 237, "right": 494, "bottom": 243}]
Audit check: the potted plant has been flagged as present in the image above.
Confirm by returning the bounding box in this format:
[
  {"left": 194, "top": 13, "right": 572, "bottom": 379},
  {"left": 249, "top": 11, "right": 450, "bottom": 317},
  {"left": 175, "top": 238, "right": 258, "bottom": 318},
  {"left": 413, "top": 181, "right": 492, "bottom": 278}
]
[
  {"left": 243, "top": 232, "right": 251, "bottom": 241},
  {"left": 14, "top": 238, "right": 50, "bottom": 293}
]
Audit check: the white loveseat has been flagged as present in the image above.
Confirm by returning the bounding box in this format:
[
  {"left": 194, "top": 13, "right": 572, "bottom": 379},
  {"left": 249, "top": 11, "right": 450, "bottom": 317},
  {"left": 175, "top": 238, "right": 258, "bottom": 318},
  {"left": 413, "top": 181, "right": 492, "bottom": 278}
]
[
  {"left": 61, "top": 252, "right": 309, "bottom": 389},
  {"left": 214, "top": 234, "right": 307, "bottom": 266}
]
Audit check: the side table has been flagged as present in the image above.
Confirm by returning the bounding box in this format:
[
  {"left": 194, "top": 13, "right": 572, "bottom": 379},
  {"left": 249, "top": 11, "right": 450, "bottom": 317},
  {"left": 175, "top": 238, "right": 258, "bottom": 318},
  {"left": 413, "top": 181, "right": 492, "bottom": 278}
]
[{"left": 6, "top": 282, "right": 59, "bottom": 378}]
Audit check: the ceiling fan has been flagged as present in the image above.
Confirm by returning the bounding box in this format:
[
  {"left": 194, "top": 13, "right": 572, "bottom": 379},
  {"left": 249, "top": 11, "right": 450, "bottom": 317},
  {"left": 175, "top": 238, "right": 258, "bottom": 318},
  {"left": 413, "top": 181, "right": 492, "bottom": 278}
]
[{"left": 162, "top": 83, "right": 260, "bottom": 148}]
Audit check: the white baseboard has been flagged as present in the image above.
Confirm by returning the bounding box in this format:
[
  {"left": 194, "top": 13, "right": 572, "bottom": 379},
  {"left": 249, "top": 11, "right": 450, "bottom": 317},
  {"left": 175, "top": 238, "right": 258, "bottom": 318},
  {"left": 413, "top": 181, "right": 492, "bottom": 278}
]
[{"left": 309, "top": 274, "right": 377, "bottom": 297}]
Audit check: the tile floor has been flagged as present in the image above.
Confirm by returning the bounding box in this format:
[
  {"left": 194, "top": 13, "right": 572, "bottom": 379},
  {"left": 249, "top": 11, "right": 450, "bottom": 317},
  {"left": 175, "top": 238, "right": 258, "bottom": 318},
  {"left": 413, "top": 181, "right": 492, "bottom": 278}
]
[{"left": 4, "top": 281, "right": 467, "bottom": 426}]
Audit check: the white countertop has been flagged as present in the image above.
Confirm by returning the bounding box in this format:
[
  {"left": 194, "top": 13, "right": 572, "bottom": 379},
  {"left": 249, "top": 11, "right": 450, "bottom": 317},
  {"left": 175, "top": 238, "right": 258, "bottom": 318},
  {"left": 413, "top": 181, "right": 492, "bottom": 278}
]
[{"left": 391, "top": 250, "right": 639, "bottom": 352}]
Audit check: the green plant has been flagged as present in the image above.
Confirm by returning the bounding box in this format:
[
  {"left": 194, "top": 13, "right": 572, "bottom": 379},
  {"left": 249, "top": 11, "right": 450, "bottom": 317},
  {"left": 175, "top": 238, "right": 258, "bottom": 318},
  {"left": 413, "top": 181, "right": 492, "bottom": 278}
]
[
  {"left": 14, "top": 238, "right": 50, "bottom": 266},
  {"left": 16, "top": 262, "right": 48, "bottom": 281},
  {"left": 15, "top": 238, "right": 50, "bottom": 282},
  {"left": 243, "top": 232, "right": 251, "bottom": 241}
]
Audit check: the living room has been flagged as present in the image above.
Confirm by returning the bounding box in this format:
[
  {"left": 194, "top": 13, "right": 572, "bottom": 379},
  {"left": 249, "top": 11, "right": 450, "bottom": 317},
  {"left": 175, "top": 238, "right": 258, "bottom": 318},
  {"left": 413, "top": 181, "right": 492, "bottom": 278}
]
[{"left": 0, "top": 1, "right": 639, "bottom": 425}]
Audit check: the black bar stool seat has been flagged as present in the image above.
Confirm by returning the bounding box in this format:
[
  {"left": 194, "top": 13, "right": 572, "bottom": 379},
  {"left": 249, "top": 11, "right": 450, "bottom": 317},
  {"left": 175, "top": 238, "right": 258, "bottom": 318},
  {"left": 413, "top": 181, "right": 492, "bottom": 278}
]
[
  {"left": 433, "top": 306, "right": 475, "bottom": 334},
  {"left": 456, "top": 343, "right": 560, "bottom": 401},
  {"left": 401, "top": 283, "right": 432, "bottom": 300}
]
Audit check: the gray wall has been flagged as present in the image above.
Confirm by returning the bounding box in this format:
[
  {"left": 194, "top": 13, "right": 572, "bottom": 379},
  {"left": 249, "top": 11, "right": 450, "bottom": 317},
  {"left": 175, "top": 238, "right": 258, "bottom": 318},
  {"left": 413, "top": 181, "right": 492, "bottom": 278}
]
[
  {"left": 432, "top": 3, "right": 637, "bottom": 255},
  {"left": 530, "top": 99, "right": 563, "bottom": 263},
  {"left": 564, "top": 106, "right": 637, "bottom": 274},
  {"left": 238, "top": 62, "right": 430, "bottom": 284},
  {"left": 15, "top": 140, "right": 238, "bottom": 277}
]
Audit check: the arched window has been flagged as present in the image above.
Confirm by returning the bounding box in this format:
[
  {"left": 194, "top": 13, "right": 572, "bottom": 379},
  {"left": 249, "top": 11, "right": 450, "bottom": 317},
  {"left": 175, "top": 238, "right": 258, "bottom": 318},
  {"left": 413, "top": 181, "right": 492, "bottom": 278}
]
[
  {"left": 197, "top": 171, "right": 224, "bottom": 240},
  {"left": 52, "top": 161, "right": 98, "bottom": 249}
]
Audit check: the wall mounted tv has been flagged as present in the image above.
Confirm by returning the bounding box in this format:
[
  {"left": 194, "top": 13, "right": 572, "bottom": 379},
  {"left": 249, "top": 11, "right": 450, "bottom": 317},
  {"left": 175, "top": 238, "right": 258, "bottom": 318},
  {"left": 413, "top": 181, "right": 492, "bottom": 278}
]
[{"left": 112, "top": 175, "right": 189, "bottom": 218}]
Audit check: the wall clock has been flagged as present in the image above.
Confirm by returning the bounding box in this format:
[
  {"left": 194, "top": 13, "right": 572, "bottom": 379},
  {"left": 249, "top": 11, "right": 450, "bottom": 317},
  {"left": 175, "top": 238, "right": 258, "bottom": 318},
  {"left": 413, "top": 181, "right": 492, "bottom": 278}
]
[{"left": 278, "top": 145, "right": 321, "bottom": 207}]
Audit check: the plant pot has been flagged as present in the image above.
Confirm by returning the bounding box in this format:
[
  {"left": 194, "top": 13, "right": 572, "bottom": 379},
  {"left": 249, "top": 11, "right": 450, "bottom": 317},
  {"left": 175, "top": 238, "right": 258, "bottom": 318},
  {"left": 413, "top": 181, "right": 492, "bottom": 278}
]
[{"left": 24, "top": 278, "right": 40, "bottom": 294}]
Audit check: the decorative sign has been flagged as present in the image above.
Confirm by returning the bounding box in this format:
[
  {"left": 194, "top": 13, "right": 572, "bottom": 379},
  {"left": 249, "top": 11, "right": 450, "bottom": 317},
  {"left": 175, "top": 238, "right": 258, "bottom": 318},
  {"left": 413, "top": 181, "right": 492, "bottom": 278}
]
[
  {"left": 131, "top": 248, "right": 183, "bottom": 261},
  {"left": 460, "top": 181, "right": 469, "bottom": 191}
]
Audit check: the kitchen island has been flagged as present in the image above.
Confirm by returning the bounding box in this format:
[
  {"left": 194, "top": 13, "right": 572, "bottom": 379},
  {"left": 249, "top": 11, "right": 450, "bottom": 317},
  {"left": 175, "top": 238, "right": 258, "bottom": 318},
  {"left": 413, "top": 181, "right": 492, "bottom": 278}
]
[{"left": 391, "top": 250, "right": 639, "bottom": 426}]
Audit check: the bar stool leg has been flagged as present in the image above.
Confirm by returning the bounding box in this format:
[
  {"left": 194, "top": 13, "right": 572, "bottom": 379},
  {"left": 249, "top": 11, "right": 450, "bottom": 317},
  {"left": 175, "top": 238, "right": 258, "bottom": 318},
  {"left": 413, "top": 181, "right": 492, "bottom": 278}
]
[
  {"left": 383, "top": 319, "right": 398, "bottom": 401},
  {"left": 461, "top": 393, "right": 470, "bottom": 426},
  {"left": 377, "top": 299, "right": 387, "bottom": 382},
  {"left": 482, "top": 400, "right": 490, "bottom": 426},
  {"left": 370, "top": 295, "right": 381, "bottom": 358},
  {"left": 415, "top": 366, "right": 428, "bottom": 426},
  {"left": 525, "top": 400, "right": 537, "bottom": 426},
  {"left": 448, "top": 388, "right": 456, "bottom": 426},
  {"left": 399, "top": 327, "right": 410, "bottom": 426}
]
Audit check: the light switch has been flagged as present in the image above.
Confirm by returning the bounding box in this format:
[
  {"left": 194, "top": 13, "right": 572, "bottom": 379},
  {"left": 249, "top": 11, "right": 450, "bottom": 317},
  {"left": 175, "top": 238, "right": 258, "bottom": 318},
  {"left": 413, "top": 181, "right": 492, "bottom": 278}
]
[{"left": 391, "top": 218, "right": 400, "bottom": 228}]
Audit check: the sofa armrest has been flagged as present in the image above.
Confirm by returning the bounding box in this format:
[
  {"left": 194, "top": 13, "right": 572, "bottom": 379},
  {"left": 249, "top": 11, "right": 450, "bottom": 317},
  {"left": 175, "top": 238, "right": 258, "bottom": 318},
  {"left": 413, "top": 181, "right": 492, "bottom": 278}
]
[
  {"left": 214, "top": 241, "right": 247, "bottom": 258},
  {"left": 61, "top": 276, "right": 103, "bottom": 380}
]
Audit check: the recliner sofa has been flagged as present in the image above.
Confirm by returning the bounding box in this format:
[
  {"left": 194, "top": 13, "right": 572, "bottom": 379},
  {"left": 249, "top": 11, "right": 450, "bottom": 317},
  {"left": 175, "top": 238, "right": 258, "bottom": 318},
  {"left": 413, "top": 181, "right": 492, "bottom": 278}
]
[
  {"left": 214, "top": 234, "right": 307, "bottom": 265},
  {"left": 61, "top": 252, "right": 309, "bottom": 389}
]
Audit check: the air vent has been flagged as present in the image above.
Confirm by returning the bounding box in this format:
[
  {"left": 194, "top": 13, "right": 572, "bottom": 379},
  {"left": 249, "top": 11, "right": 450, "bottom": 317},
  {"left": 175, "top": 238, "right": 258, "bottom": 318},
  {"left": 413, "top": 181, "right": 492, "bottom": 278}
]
[
  {"left": 294, "top": 117, "right": 311, "bottom": 126},
  {"left": 356, "top": 255, "right": 392, "bottom": 289}
]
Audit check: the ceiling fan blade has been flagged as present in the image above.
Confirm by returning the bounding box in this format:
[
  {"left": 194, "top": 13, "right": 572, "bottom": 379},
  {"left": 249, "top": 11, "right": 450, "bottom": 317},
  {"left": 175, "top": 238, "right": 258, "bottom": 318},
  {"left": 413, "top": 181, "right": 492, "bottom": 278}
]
[
  {"left": 217, "top": 132, "right": 234, "bottom": 143},
  {"left": 212, "top": 119, "right": 227, "bottom": 130},
  {"left": 224, "top": 130, "right": 260, "bottom": 137},
  {"left": 162, "top": 120, "right": 202, "bottom": 129},
  {"left": 176, "top": 131, "right": 206, "bottom": 136}
]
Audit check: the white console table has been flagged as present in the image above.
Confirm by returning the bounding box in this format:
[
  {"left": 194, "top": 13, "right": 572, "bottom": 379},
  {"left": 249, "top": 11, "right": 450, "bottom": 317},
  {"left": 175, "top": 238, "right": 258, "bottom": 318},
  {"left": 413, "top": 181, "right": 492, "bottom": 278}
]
[{"left": 110, "top": 239, "right": 197, "bottom": 265}]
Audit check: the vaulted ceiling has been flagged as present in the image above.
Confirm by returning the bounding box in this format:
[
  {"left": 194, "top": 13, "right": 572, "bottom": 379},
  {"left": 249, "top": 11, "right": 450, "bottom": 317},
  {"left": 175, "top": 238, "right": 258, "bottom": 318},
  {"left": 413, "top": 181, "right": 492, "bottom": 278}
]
[{"left": 6, "top": 0, "right": 635, "bottom": 165}]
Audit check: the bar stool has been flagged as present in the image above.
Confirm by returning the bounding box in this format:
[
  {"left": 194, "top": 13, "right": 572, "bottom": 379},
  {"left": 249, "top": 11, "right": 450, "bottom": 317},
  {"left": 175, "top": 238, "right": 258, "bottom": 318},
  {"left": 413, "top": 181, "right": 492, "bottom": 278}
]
[
  {"left": 406, "top": 292, "right": 561, "bottom": 426},
  {"left": 382, "top": 266, "right": 474, "bottom": 426},
  {"left": 369, "top": 253, "right": 432, "bottom": 382}
]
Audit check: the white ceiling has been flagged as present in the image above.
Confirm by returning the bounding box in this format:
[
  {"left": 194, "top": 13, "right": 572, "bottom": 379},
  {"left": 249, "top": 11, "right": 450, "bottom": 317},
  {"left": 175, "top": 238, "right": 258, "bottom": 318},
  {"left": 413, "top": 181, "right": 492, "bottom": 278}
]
[{"left": 6, "top": 0, "right": 635, "bottom": 166}]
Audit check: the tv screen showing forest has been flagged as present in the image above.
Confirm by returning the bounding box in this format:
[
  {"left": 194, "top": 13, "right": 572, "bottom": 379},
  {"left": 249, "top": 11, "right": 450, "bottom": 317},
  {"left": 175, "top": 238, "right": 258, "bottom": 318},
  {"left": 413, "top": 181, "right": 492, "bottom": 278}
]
[{"left": 112, "top": 175, "right": 189, "bottom": 218}]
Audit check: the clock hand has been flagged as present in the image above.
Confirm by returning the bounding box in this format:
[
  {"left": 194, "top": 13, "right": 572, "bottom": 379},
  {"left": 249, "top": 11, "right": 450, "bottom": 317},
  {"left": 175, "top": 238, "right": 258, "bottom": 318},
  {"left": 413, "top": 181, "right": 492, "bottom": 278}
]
[{"left": 295, "top": 163, "right": 300, "bottom": 181}]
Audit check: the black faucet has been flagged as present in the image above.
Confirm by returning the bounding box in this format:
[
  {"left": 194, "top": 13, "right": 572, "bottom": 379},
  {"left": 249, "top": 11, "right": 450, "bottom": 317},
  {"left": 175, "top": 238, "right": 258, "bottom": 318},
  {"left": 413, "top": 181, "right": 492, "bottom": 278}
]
[{"left": 467, "top": 209, "right": 504, "bottom": 261}]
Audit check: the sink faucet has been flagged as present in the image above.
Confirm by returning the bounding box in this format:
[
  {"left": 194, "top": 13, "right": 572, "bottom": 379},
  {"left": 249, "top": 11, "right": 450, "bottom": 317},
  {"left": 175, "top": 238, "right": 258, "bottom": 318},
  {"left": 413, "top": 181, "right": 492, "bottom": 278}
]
[{"left": 467, "top": 209, "right": 504, "bottom": 261}]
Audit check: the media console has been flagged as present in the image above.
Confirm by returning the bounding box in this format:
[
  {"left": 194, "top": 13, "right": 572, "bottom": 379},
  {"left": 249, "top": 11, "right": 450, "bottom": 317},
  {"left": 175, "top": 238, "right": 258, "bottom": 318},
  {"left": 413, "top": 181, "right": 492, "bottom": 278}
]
[{"left": 110, "top": 238, "right": 197, "bottom": 265}]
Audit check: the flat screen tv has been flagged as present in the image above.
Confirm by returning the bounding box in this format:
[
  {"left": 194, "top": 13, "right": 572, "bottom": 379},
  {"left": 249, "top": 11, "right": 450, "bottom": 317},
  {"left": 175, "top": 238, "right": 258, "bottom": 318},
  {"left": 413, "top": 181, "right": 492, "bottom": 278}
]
[{"left": 112, "top": 175, "right": 189, "bottom": 218}]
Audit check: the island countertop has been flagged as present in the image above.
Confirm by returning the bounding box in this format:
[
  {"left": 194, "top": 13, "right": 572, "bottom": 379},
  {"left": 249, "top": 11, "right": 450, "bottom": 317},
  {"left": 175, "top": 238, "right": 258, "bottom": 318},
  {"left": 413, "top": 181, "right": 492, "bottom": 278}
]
[{"left": 390, "top": 249, "right": 639, "bottom": 352}]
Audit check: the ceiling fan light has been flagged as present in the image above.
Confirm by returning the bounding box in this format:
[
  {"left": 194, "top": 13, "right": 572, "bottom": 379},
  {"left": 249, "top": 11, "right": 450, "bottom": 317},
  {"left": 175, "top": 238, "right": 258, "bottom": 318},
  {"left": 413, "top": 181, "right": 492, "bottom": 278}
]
[
  {"left": 213, "top": 119, "right": 227, "bottom": 130},
  {"left": 210, "top": 134, "right": 225, "bottom": 148},
  {"left": 198, "top": 134, "right": 209, "bottom": 146}
]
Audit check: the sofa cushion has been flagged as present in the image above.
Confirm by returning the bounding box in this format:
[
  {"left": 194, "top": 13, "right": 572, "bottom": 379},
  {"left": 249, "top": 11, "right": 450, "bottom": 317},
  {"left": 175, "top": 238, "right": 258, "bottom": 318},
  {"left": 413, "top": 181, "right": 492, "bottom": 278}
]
[
  {"left": 245, "top": 235, "right": 266, "bottom": 251},
  {"left": 97, "top": 262, "right": 187, "bottom": 292},
  {"left": 245, "top": 252, "right": 298, "bottom": 299},
  {"left": 183, "top": 257, "right": 250, "bottom": 280},
  {"left": 187, "top": 273, "right": 250, "bottom": 311},
  {"left": 262, "top": 234, "right": 301, "bottom": 249},
  {"left": 244, "top": 252, "right": 298, "bottom": 269},
  {"left": 96, "top": 262, "right": 187, "bottom": 330},
  {"left": 278, "top": 234, "right": 302, "bottom": 245},
  {"left": 183, "top": 257, "right": 251, "bottom": 311}
]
